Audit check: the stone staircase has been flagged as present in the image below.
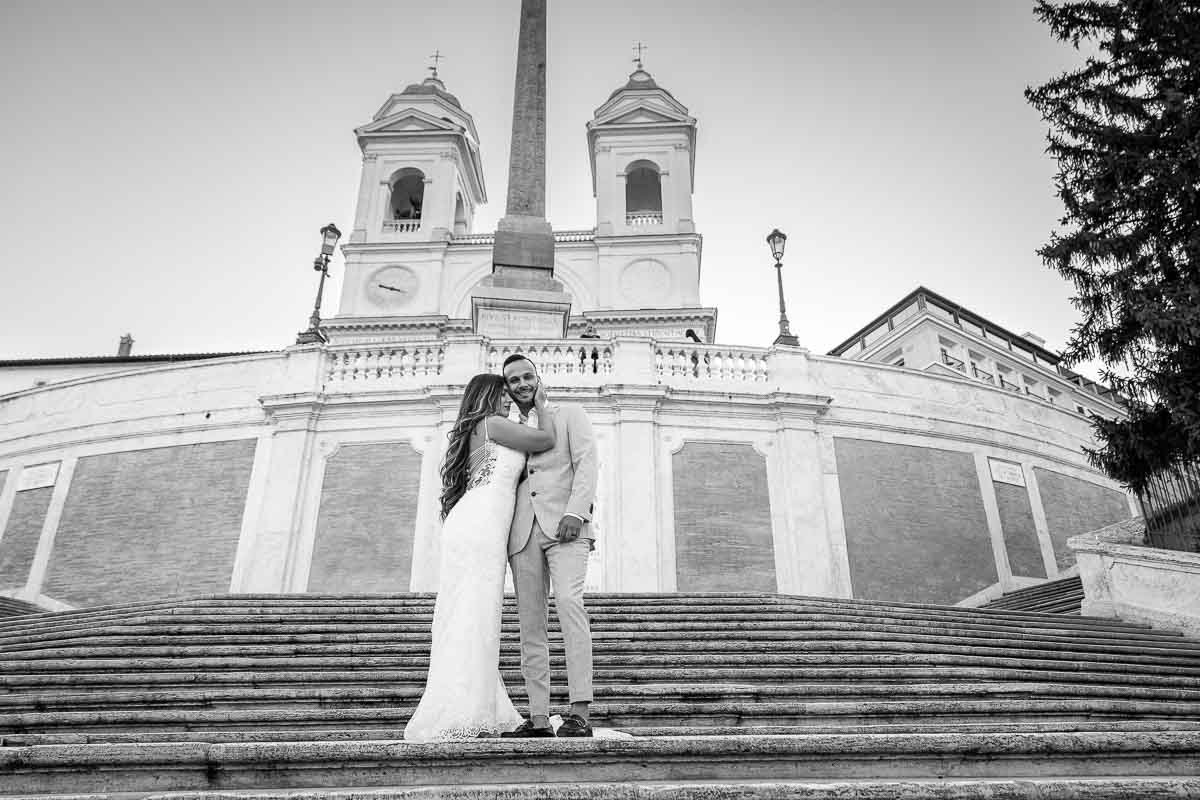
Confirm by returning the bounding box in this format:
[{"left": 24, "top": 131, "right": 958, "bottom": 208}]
[
  {"left": 2, "top": 592, "right": 1199, "bottom": 798},
  {"left": 982, "top": 577, "right": 1085, "bottom": 614},
  {"left": 0, "top": 597, "right": 40, "bottom": 619}
]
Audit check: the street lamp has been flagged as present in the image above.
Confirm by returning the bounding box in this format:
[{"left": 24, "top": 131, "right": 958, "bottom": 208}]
[
  {"left": 766, "top": 228, "right": 799, "bottom": 346},
  {"left": 296, "top": 222, "right": 343, "bottom": 345}
]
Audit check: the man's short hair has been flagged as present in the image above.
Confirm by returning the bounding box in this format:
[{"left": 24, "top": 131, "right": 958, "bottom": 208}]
[{"left": 502, "top": 353, "right": 537, "bottom": 373}]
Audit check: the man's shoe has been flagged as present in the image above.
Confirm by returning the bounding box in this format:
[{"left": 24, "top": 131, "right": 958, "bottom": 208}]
[
  {"left": 556, "top": 713, "right": 593, "bottom": 737},
  {"left": 500, "top": 719, "right": 556, "bottom": 738}
]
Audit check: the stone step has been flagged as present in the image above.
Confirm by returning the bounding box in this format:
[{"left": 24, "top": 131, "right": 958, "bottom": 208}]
[
  {"left": 5, "top": 652, "right": 1197, "bottom": 683},
  {"left": 6, "top": 718, "right": 1200, "bottom": 747},
  {"left": 6, "top": 635, "right": 1198, "bottom": 671},
  {"left": 7, "top": 778, "right": 1193, "bottom": 800},
  {"left": 5, "top": 620, "right": 1195, "bottom": 653},
  {"left": 6, "top": 664, "right": 1199, "bottom": 691},
  {"left": 984, "top": 577, "right": 1086, "bottom": 612},
  {"left": 6, "top": 642, "right": 1198, "bottom": 677},
  {"left": 2, "top": 732, "right": 1198, "bottom": 796},
  {"left": 4, "top": 697, "right": 1200, "bottom": 735},
  {"left": 0, "top": 598, "right": 40, "bottom": 619},
  {"left": 0, "top": 594, "right": 1166, "bottom": 635},
  {"left": 4, "top": 680, "right": 1199, "bottom": 713}
]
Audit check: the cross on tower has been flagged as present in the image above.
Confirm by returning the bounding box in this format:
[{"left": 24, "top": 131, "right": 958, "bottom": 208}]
[
  {"left": 632, "top": 41, "right": 647, "bottom": 70},
  {"left": 428, "top": 50, "right": 444, "bottom": 79}
]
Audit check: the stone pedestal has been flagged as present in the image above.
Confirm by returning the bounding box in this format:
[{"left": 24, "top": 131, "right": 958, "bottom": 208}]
[{"left": 472, "top": 217, "right": 572, "bottom": 337}]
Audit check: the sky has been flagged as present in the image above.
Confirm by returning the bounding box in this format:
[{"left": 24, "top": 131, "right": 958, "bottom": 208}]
[{"left": 0, "top": 0, "right": 1092, "bottom": 365}]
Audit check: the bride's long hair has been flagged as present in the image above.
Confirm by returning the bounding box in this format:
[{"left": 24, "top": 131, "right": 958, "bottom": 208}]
[{"left": 440, "top": 373, "right": 507, "bottom": 520}]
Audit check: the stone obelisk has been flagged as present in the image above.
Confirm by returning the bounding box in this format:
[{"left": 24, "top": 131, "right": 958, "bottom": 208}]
[{"left": 471, "top": 0, "right": 572, "bottom": 339}]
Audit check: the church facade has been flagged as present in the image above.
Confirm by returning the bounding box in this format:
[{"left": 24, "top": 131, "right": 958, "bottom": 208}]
[{"left": 0, "top": 69, "right": 1133, "bottom": 613}]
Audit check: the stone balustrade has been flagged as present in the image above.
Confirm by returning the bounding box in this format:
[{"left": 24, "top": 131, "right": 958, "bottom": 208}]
[
  {"left": 321, "top": 338, "right": 772, "bottom": 391},
  {"left": 324, "top": 343, "right": 445, "bottom": 388},
  {"left": 485, "top": 341, "right": 613, "bottom": 384},
  {"left": 626, "top": 211, "right": 663, "bottom": 226},
  {"left": 382, "top": 220, "right": 421, "bottom": 234},
  {"left": 655, "top": 344, "right": 770, "bottom": 384}
]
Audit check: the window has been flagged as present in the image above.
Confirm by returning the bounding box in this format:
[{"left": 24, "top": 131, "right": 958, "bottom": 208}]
[
  {"left": 386, "top": 166, "right": 424, "bottom": 226},
  {"left": 625, "top": 160, "right": 663, "bottom": 225}
]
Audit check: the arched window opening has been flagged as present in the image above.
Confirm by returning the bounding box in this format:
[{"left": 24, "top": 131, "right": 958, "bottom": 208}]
[
  {"left": 386, "top": 169, "right": 425, "bottom": 232},
  {"left": 625, "top": 160, "right": 662, "bottom": 226}
]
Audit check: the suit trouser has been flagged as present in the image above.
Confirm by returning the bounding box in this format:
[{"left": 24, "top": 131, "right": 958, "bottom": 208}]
[{"left": 509, "top": 520, "right": 593, "bottom": 718}]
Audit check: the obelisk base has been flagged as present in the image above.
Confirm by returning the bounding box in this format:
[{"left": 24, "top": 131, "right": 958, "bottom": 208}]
[
  {"left": 474, "top": 215, "right": 571, "bottom": 338},
  {"left": 471, "top": 289, "right": 572, "bottom": 339},
  {"left": 492, "top": 214, "right": 555, "bottom": 270}
]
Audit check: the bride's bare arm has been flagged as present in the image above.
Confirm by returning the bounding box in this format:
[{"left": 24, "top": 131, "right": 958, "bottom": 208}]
[{"left": 484, "top": 409, "right": 556, "bottom": 453}]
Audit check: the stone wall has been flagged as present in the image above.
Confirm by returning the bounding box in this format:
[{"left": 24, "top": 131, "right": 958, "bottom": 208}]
[
  {"left": 834, "top": 438, "right": 997, "bottom": 604},
  {"left": 42, "top": 440, "right": 257, "bottom": 607},
  {"left": 0, "top": 486, "right": 52, "bottom": 592},
  {"left": 672, "top": 441, "right": 775, "bottom": 592},
  {"left": 1035, "top": 468, "right": 1131, "bottom": 571},
  {"left": 308, "top": 442, "right": 422, "bottom": 593},
  {"left": 995, "top": 482, "right": 1046, "bottom": 579}
]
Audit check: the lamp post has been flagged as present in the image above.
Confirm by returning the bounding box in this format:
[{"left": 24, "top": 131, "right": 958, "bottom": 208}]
[
  {"left": 766, "top": 228, "right": 799, "bottom": 346},
  {"left": 296, "top": 223, "right": 342, "bottom": 345}
]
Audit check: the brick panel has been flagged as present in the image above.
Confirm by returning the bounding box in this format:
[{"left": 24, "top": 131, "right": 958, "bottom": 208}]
[
  {"left": 995, "top": 483, "right": 1046, "bottom": 579},
  {"left": 1035, "top": 468, "right": 1131, "bottom": 571},
  {"left": 44, "top": 440, "right": 256, "bottom": 607},
  {"left": 0, "top": 487, "right": 52, "bottom": 591},
  {"left": 308, "top": 442, "right": 422, "bottom": 593},
  {"left": 673, "top": 442, "right": 776, "bottom": 593},
  {"left": 835, "top": 438, "right": 997, "bottom": 604}
]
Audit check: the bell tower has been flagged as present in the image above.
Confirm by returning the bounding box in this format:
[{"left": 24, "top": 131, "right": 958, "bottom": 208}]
[
  {"left": 588, "top": 66, "right": 697, "bottom": 237},
  {"left": 327, "top": 72, "right": 487, "bottom": 333},
  {"left": 583, "top": 65, "right": 709, "bottom": 335}
]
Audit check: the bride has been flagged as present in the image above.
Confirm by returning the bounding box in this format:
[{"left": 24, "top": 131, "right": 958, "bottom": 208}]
[{"left": 403, "top": 372, "right": 557, "bottom": 742}]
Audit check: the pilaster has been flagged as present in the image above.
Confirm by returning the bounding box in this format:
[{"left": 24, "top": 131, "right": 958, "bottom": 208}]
[
  {"left": 974, "top": 451, "right": 1014, "bottom": 590},
  {"left": 245, "top": 393, "right": 326, "bottom": 592},
  {"left": 763, "top": 393, "right": 836, "bottom": 595},
  {"left": 23, "top": 457, "right": 77, "bottom": 601},
  {"left": 605, "top": 387, "right": 666, "bottom": 590}
]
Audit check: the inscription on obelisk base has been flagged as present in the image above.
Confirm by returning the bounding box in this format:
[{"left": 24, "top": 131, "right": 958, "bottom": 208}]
[{"left": 470, "top": 0, "right": 572, "bottom": 339}]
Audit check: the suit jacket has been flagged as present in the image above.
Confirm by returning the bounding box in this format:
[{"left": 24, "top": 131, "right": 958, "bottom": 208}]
[{"left": 508, "top": 403, "right": 598, "bottom": 556}]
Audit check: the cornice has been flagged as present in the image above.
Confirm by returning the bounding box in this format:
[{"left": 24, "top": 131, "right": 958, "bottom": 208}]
[
  {"left": 322, "top": 315, "right": 451, "bottom": 333},
  {"left": 594, "top": 232, "right": 702, "bottom": 247},
  {"left": 582, "top": 308, "right": 717, "bottom": 325}
]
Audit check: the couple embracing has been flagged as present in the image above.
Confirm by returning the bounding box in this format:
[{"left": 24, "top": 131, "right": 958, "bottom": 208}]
[{"left": 404, "top": 354, "right": 598, "bottom": 742}]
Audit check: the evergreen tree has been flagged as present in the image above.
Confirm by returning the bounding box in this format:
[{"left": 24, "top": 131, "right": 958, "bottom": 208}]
[{"left": 1026, "top": 0, "right": 1200, "bottom": 491}]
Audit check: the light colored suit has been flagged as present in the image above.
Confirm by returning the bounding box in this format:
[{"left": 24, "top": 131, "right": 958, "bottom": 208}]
[{"left": 508, "top": 402, "right": 598, "bottom": 719}]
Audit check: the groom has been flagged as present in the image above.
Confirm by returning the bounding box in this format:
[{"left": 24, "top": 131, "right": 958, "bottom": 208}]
[{"left": 499, "top": 354, "right": 599, "bottom": 738}]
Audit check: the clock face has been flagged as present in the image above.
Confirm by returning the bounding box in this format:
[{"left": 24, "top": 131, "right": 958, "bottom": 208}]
[{"left": 366, "top": 265, "right": 419, "bottom": 309}]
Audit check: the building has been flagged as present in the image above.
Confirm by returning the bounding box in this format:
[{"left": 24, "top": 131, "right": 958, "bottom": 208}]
[
  {"left": 0, "top": 66, "right": 1135, "bottom": 614},
  {"left": 827, "top": 286, "right": 1126, "bottom": 420}
]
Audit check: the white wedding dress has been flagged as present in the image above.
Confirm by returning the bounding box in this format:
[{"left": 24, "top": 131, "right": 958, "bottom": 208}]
[{"left": 403, "top": 427, "right": 525, "bottom": 742}]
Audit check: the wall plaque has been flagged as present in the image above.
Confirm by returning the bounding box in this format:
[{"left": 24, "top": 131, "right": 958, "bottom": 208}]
[
  {"left": 989, "top": 458, "right": 1026, "bottom": 487},
  {"left": 476, "top": 308, "right": 564, "bottom": 339},
  {"left": 17, "top": 462, "right": 59, "bottom": 492}
]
